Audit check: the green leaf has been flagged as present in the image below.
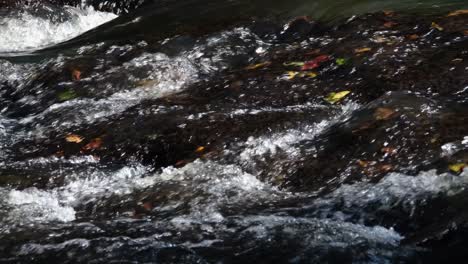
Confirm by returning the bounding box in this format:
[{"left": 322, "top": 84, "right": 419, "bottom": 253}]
[
  {"left": 57, "top": 89, "right": 77, "bottom": 101},
  {"left": 336, "top": 58, "right": 347, "bottom": 66}
]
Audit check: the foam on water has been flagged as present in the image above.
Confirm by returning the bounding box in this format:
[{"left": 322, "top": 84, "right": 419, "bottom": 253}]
[
  {"left": 0, "top": 7, "right": 117, "bottom": 53},
  {"left": 238, "top": 102, "right": 360, "bottom": 161},
  {"left": 311, "top": 169, "right": 468, "bottom": 221}
]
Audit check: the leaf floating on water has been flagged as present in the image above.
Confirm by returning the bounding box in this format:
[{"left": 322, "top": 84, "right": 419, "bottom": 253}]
[
  {"left": 378, "top": 164, "right": 393, "bottom": 173},
  {"left": 336, "top": 58, "right": 347, "bottom": 66},
  {"left": 282, "top": 71, "right": 317, "bottom": 80},
  {"left": 283, "top": 62, "right": 305, "bottom": 67},
  {"left": 357, "top": 160, "right": 370, "bottom": 168},
  {"left": 374, "top": 107, "right": 396, "bottom": 120},
  {"left": 449, "top": 163, "right": 466, "bottom": 173},
  {"left": 71, "top": 69, "right": 81, "bottom": 81},
  {"left": 406, "top": 34, "right": 419, "bottom": 40},
  {"left": 354, "top": 47, "right": 372, "bottom": 54},
  {"left": 65, "top": 134, "right": 84, "bottom": 143},
  {"left": 195, "top": 146, "right": 205, "bottom": 153},
  {"left": 383, "top": 21, "right": 397, "bottom": 28},
  {"left": 82, "top": 138, "right": 103, "bottom": 151},
  {"left": 57, "top": 89, "right": 77, "bottom": 101},
  {"left": 245, "top": 61, "right": 271, "bottom": 70},
  {"left": 447, "top": 10, "right": 468, "bottom": 17},
  {"left": 301, "top": 55, "right": 330, "bottom": 70},
  {"left": 383, "top": 10, "right": 394, "bottom": 17},
  {"left": 431, "top": 22, "right": 444, "bottom": 31},
  {"left": 304, "top": 72, "right": 318, "bottom": 78},
  {"left": 325, "top": 90, "right": 351, "bottom": 104}
]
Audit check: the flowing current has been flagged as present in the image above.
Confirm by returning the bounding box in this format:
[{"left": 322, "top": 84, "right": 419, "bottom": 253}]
[{"left": 0, "top": 0, "right": 468, "bottom": 263}]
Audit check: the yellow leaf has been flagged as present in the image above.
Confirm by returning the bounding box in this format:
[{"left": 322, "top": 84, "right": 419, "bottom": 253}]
[
  {"left": 447, "top": 10, "right": 468, "bottom": 17},
  {"left": 283, "top": 62, "right": 305, "bottom": 67},
  {"left": 285, "top": 71, "right": 299, "bottom": 80},
  {"left": 245, "top": 62, "right": 271, "bottom": 70},
  {"left": 65, "top": 134, "right": 84, "bottom": 143},
  {"left": 354, "top": 47, "right": 372, "bottom": 54},
  {"left": 304, "top": 72, "right": 318, "bottom": 78},
  {"left": 431, "top": 22, "right": 444, "bottom": 31},
  {"left": 325, "top": 90, "right": 351, "bottom": 104},
  {"left": 449, "top": 163, "right": 466, "bottom": 173}
]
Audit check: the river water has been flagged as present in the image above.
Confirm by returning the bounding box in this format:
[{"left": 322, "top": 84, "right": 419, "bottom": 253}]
[{"left": 0, "top": 0, "right": 467, "bottom": 263}]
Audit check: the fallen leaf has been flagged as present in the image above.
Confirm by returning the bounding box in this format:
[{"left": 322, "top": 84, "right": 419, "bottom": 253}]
[
  {"left": 284, "top": 71, "right": 300, "bottom": 80},
  {"left": 431, "top": 22, "right": 444, "bottom": 31},
  {"left": 383, "top": 10, "right": 394, "bottom": 17},
  {"left": 57, "top": 89, "right": 77, "bottom": 101},
  {"left": 374, "top": 107, "right": 396, "bottom": 120},
  {"left": 325, "top": 90, "right": 351, "bottom": 104},
  {"left": 464, "top": 30, "right": 468, "bottom": 36},
  {"left": 82, "top": 138, "right": 103, "bottom": 151},
  {"left": 142, "top": 201, "right": 153, "bottom": 211},
  {"left": 283, "top": 62, "right": 305, "bottom": 67},
  {"left": 354, "top": 47, "right": 372, "bottom": 54},
  {"left": 406, "top": 34, "right": 420, "bottom": 40},
  {"left": 378, "top": 164, "right": 393, "bottom": 173},
  {"left": 304, "top": 72, "right": 318, "bottom": 78},
  {"left": 301, "top": 55, "right": 330, "bottom": 70},
  {"left": 336, "top": 58, "right": 347, "bottom": 65},
  {"left": 71, "top": 69, "right": 81, "bottom": 81},
  {"left": 195, "top": 146, "right": 205, "bottom": 153},
  {"left": 65, "top": 134, "right": 84, "bottom": 143},
  {"left": 245, "top": 61, "right": 271, "bottom": 70},
  {"left": 383, "top": 21, "right": 398, "bottom": 28},
  {"left": 447, "top": 10, "right": 468, "bottom": 17},
  {"left": 449, "top": 163, "right": 466, "bottom": 173},
  {"left": 357, "top": 160, "right": 370, "bottom": 168}
]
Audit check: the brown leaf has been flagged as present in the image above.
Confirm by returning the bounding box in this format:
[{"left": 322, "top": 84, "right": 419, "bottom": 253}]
[
  {"left": 406, "top": 34, "right": 419, "bottom": 40},
  {"left": 374, "top": 107, "right": 396, "bottom": 120},
  {"left": 447, "top": 10, "right": 468, "bottom": 17},
  {"left": 383, "top": 10, "right": 394, "bottom": 17},
  {"left": 71, "top": 69, "right": 81, "bottom": 81},
  {"left": 383, "top": 21, "right": 398, "bottom": 28},
  {"left": 82, "top": 138, "right": 103, "bottom": 151},
  {"left": 378, "top": 164, "right": 393, "bottom": 173},
  {"left": 357, "top": 160, "right": 370, "bottom": 168},
  {"left": 65, "top": 134, "right": 84, "bottom": 143}
]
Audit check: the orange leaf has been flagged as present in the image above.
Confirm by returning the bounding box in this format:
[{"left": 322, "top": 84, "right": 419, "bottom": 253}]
[
  {"left": 82, "top": 138, "right": 103, "bottom": 151},
  {"left": 71, "top": 69, "right": 81, "bottom": 81},
  {"left": 65, "top": 134, "right": 84, "bottom": 143},
  {"left": 195, "top": 146, "right": 205, "bottom": 153},
  {"left": 354, "top": 47, "right": 372, "bottom": 54}
]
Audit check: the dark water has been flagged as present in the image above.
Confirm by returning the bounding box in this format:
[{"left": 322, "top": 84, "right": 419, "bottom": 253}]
[{"left": 0, "top": 0, "right": 467, "bottom": 263}]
